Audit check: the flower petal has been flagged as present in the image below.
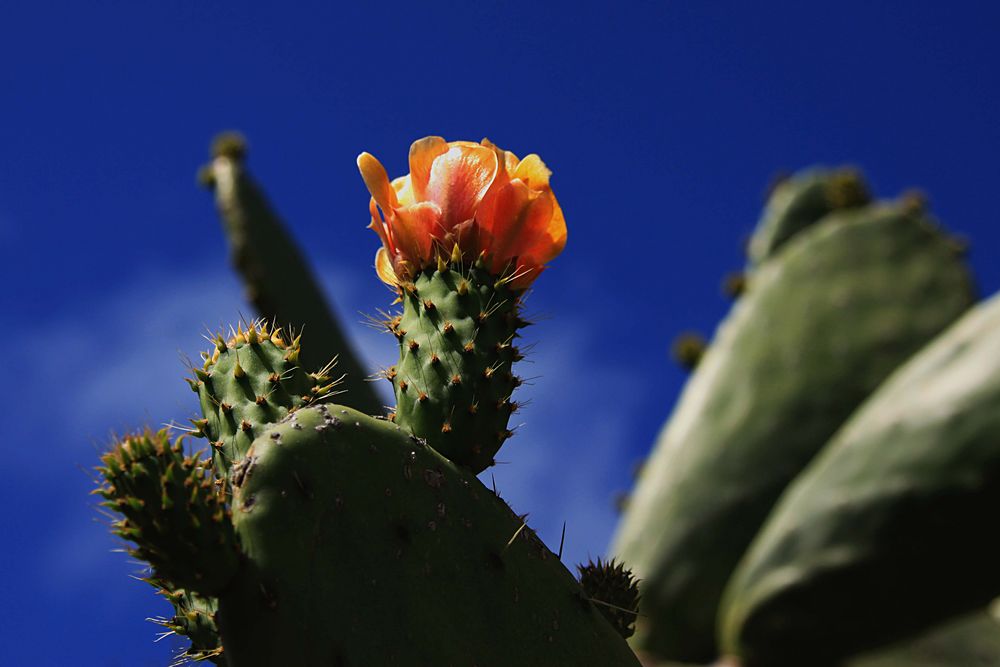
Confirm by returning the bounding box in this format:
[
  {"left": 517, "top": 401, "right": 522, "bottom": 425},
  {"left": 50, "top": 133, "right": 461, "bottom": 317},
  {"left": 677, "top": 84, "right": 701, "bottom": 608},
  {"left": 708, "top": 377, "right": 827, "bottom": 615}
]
[
  {"left": 357, "top": 152, "right": 398, "bottom": 213},
  {"left": 389, "top": 202, "right": 442, "bottom": 267},
  {"left": 518, "top": 190, "right": 567, "bottom": 266},
  {"left": 487, "top": 180, "right": 555, "bottom": 271},
  {"left": 374, "top": 247, "right": 398, "bottom": 286},
  {"left": 408, "top": 136, "right": 448, "bottom": 201},
  {"left": 425, "top": 144, "right": 500, "bottom": 230},
  {"left": 512, "top": 153, "right": 551, "bottom": 189}
]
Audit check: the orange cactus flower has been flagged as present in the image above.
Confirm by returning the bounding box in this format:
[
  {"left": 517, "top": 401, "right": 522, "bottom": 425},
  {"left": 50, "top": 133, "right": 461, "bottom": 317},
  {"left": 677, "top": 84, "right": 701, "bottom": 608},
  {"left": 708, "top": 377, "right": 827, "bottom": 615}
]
[{"left": 357, "top": 137, "right": 567, "bottom": 288}]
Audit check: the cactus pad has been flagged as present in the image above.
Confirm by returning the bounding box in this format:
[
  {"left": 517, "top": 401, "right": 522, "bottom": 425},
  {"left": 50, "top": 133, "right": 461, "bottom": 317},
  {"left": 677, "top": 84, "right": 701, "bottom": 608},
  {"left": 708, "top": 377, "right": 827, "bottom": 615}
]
[
  {"left": 190, "top": 319, "right": 338, "bottom": 476},
  {"left": 216, "top": 404, "right": 640, "bottom": 666},
  {"left": 720, "top": 292, "right": 1000, "bottom": 666},
  {"left": 387, "top": 263, "right": 524, "bottom": 473},
  {"left": 612, "top": 202, "right": 974, "bottom": 662},
  {"left": 95, "top": 429, "right": 238, "bottom": 595}
]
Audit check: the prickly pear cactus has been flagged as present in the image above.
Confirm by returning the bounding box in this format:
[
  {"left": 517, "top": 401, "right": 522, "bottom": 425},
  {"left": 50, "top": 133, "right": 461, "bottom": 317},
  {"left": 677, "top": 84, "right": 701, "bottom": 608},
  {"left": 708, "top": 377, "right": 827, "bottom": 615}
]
[
  {"left": 97, "top": 136, "right": 645, "bottom": 665},
  {"left": 719, "top": 291, "right": 1000, "bottom": 667},
  {"left": 611, "top": 176, "right": 975, "bottom": 663}
]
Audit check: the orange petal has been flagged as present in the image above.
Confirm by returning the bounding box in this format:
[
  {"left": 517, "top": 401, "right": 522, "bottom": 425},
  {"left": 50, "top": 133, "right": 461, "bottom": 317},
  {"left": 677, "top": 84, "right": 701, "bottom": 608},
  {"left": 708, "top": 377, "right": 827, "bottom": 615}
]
[
  {"left": 389, "top": 202, "right": 441, "bottom": 267},
  {"left": 425, "top": 144, "right": 500, "bottom": 230},
  {"left": 504, "top": 150, "right": 520, "bottom": 174},
  {"left": 512, "top": 153, "right": 551, "bottom": 189},
  {"left": 357, "top": 152, "right": 398, "bottom": 213},
  {"left": 518, "top": 190, "right": 567, "bottom": 266},
  {"left": 474, "top": 146, "right": 514, "bottom": 236},
  {"left": 374, "top": 247, "right": 398, "bottom": 286},
  {"left": 487, "top": 180, "right": 555, "bottom": 269},
  {"left": 408, "top": 137, "right": 448, "bottom": 201}
]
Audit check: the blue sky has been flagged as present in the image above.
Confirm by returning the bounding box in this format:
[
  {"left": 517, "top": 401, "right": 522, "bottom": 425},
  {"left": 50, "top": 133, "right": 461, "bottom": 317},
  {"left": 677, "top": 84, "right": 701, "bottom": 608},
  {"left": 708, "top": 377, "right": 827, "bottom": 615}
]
[{"left": 3, "top": 2, "right": 999, "bottom": 664}]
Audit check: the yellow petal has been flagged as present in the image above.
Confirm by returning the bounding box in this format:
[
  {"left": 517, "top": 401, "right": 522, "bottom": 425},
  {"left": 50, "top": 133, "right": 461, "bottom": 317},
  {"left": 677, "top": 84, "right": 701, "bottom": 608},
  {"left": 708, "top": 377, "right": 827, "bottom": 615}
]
[
  {"left": 512, "top": 153, "right": 551, "bottom": 189},
  {"left": 357, "top": 152, "right": 398, "bottom": 213},
  {"left": 374, "top": 247, "right": 398, "bottom": 286},
  {"left": 392, "top": 175, "right": 416, "bottom": 207}
]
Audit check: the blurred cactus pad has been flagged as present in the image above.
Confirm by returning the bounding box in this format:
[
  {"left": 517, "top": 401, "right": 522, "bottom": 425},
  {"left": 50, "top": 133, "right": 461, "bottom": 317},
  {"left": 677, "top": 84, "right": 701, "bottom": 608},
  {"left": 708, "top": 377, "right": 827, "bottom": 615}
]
[{"left": 97, "top": 140, "right": 1000, "bottom": 666}]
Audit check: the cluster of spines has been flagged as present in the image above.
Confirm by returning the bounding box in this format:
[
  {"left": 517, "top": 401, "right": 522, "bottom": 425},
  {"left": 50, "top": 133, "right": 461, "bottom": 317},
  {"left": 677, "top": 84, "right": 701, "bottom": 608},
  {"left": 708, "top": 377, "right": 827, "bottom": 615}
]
[
  {"left": 94, "top": 429, "right": 238, "bottom": 594},
  {"left": 578, "top": 558, "right": 642, "bottom": 640}
]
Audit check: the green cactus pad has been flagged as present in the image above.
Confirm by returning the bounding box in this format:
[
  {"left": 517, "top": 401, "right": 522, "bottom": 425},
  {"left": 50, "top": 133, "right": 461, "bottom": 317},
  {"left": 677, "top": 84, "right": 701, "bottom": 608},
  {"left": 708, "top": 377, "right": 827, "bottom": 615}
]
[
  {"left": 611, "top": 203, "right": 974, "bottom": 662},
  {"left": 720, "top": 292, "right": 1000, "bottom": 667},
  {"left": 191, "top": 320, "right": 336, "bottom": 476},
  {"left": 388, "top": 263, "right": 524, "bottom": 473},
  {"left": 216, "top": 405, "right": 640, "bottom": 666},
  {"left": 202, "top": 134, "right": 381, "bottom": 415},
  {"left": 847, "top": 610, "right": 1000, "bottom": 667},
  {"left": 95, "top": 429, "right": 238, "bottom": 595},
  {"left": 747, "top": 167, "right": 870, "bottom": 267}
]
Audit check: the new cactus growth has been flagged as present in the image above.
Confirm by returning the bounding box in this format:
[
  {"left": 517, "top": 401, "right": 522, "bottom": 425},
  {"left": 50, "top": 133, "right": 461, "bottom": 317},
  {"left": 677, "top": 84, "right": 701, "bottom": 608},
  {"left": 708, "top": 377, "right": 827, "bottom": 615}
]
[
  {"left": 151, "top": 588, "right": 223, "bottom": 666},
  {"left": 578, "top": 559, "right": 642, "bottom": 640},
  {"left": 670, "top": 332, "right": 707, "bottom": 371},
  {"left": 385, "top": 261, "right": 524, "bottom": 472},
  {"left": 95, "top": 429, "right": 238, "bottom": 595},
  {"left": 190, "top": 319, "right": 338, "bottom": 475}
]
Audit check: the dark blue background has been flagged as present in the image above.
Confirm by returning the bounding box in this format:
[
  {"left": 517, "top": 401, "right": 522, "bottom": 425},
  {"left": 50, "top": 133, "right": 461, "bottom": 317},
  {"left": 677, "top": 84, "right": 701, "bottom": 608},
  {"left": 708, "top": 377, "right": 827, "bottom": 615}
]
[{"left": 2, "top": 2, "right": 998, "bottom": 664}]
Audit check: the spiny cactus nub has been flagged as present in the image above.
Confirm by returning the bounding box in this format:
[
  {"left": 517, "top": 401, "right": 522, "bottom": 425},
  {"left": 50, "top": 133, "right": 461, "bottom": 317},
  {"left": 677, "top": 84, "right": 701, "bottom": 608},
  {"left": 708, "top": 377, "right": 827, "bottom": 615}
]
[
  {"left": 578, "top": 558, "right": 641, "bottom": 639},
  {"left": 670, "top": 332, "right": 708, "bottom": 371},
  {"left": 150, "top": 585, "right": 223, "bottom": 666},
  {"left": 94, "top": 429, "right": 238, "bottom": 595},
  {"left": 189, "top": 318, "right": 338, "bottom": 476}
]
